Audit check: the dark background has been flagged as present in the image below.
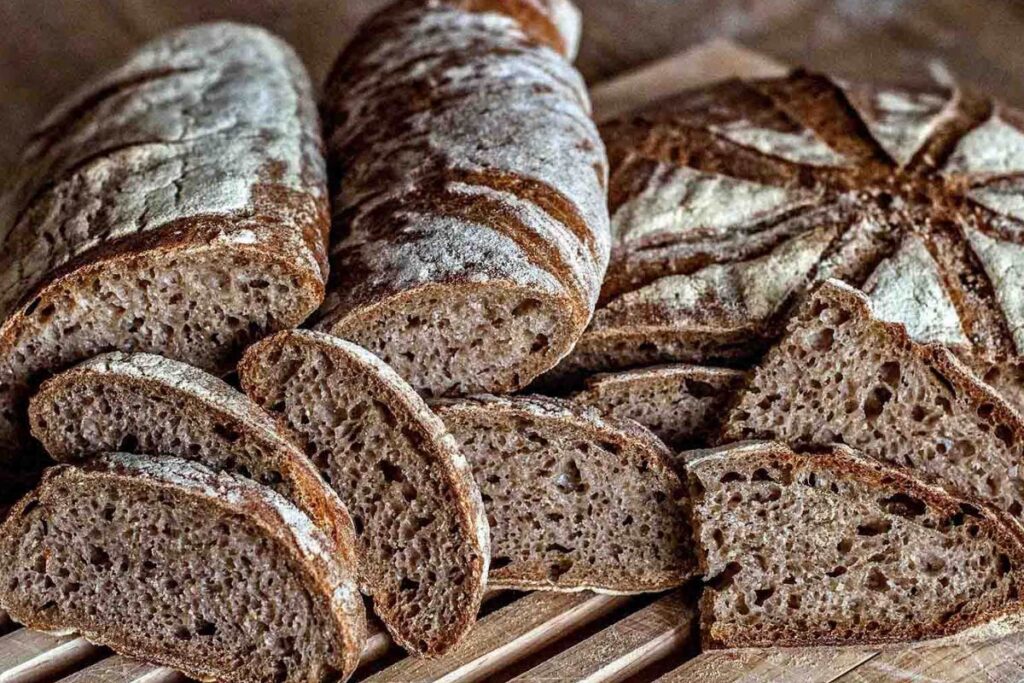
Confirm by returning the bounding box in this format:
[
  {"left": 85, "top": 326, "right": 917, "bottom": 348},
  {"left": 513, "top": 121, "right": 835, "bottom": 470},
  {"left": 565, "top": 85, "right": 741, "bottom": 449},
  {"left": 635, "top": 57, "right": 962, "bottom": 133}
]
[{"left": 2, "top": 0, "right": 1023, "bottom": 181}]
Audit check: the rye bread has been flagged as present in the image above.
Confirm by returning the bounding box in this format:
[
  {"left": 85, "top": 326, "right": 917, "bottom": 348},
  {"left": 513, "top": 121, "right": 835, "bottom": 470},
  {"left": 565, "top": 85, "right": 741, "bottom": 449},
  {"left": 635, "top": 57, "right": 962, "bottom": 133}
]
[
  {"left": 546, "top": 72, "right": 1024, "bottom": 411},
  {"left": 434, "top": 394, "right": 697, "bottom": 593},
  {"left": 724, "top": 279, "right": 1024, "bottom": 519},
  {"left": 688, "top": 441, "right": 1024, "bottom": 648},
  {"left": 0, "top": 23, "right": 330, "bottom": 469},
  {"left": 315, "top": 0, "right": 610, "bottom": 397},
  {"left": 239, "top": 329, "right": 489, "bottom": 657},
  {"left": 0, "top": 454, "right": 365, "bottom": 683},
  {"left": 27, "top": 351, "right": 358, "bottom": 565},
  {"left": 572, "top": 365, "right": 746, "bottom": 452}
]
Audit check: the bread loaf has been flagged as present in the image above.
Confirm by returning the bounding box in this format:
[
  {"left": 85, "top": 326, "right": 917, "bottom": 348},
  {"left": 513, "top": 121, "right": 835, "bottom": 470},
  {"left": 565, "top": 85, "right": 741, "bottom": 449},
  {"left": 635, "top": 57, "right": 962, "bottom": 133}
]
[
  {"left": 28, "top": 351, "right": 358, "bottom": 564},
  {"left": 434, "top": 395, "right": 697, "bottom": 592},
  {"left": 0, "top": 23, "right": 330, "bottom": 467},
  {"left": 572, "top": 364, "right": 747, "bottom": 451},
  {"left": 548, "top": 72, "right": 1024, "bottom": 411},
  {"left": 0, "top": 454, "right": 365, "bottom": 683},
  {"left": 689, "top": 441, "right": 1024, "bottom": 648},
  {"left": 724, "top": 279, "right": 1024, "bottom": 519},
  {"left": 315, "top": 0, "right": 609, "bottom": 397},
  {"left": 239, "top": 330, "right": 489, "bottom": 656}
]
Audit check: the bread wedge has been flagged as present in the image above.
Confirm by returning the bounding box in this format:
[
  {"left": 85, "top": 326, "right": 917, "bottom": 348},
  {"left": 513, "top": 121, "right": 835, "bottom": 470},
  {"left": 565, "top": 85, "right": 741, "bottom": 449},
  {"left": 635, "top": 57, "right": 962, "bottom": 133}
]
[
  {"left": 239, "top": 330, "right": 488, "bottom": 657},
  {"left": 688, "top": 441, "right": 1024, "bottom": 648},
  {"left": 28, "top": 351, "right": 357, "bottom": 564},
  {"left": 434, "top": 395, "right": 696, "bottom": 592},
  {"left": 0, "top": 23, "right": 330, "bottom": 466},
  {"left": 724, "top": 279, "right": 1024, "bottom": 519},
  {"left": 0, "top": 454, "right": 365, "bottom": 683}
]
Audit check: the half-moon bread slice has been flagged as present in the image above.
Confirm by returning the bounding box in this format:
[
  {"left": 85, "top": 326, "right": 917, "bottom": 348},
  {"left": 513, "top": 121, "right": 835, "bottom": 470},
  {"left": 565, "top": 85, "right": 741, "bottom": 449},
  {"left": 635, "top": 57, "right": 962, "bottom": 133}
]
[
  {"left": 724, "top": 279, "right": 1024, "bottom": 519},
  {"left": 0, "top": 453, "right": 366, "bottom": 683},
  {"left": 27, "top": 351, "right": 357, "bottom": 564},
  {"left": 434, "top": 394, "right": 696, "bottom": 593},
  {"left": 238, "top": 329, "right": 489, "bottom": 657},
  {"left": 688, "top": 441, "right": 1024, "bottom": 648}
]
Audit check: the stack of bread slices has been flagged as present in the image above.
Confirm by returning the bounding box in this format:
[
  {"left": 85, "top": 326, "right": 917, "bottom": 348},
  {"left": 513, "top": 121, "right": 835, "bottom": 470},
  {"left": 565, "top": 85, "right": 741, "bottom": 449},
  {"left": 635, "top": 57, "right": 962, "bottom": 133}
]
[{"left": 2, "top": 1, "right": 1024, "bottom": 681}]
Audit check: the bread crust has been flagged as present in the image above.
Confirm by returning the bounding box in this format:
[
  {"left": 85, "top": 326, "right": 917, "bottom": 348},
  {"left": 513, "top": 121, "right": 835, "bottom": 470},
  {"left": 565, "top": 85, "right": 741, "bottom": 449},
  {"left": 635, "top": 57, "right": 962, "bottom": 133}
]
[
  {"left": 0, "top": 454, "right": 366, "bottom": 683},
  {"left": 0, "top": 23, "right": 330, "bottom": 464},
  {"left": 688, "top": 441, "right": 1024, "bottom": 649},
  {"left": 239, "top": 329, "right": 490, "bottom": 657}
]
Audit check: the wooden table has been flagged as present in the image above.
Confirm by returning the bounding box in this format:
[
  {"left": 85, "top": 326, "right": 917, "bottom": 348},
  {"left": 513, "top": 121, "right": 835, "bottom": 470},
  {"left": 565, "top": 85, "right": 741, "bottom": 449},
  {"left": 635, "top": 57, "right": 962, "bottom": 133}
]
[{"left": 2, "top": 3, "right": 1024, "bottom": 681}]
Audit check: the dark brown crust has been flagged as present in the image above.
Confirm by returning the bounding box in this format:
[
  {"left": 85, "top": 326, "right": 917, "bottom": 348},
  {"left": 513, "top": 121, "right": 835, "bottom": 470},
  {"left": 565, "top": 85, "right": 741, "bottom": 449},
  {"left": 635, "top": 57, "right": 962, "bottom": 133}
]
[
  {"left": 0, "top": 455, "right": 366, "bottom": 682},
  {"left": 27, "top": 352, "right": 359, "bottom": 570},
  {"left": 238, "top": 329, "right": 489, "bottom": 657},
  {"left": 688, "top": 441, "right": 1024, "bottom": 649},
  {"left": 434, "top": 393, "right": 698, "bottom": 592}
]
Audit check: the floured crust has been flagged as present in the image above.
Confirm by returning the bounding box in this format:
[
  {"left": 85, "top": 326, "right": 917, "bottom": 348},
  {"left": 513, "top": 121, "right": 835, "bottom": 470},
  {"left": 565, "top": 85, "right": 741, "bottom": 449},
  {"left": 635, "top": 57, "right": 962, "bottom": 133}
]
[
  {"left": 28, "top": 351, "right": 359, "bottom": 569},
  {"left": 238, "top": 329, "right": 489, "bottom": 657},
  {"left": 688, "top": 441, "right": 1024, "bottom": 649},
  {"left": 434, "top": 393, "right": 697, "bottom": 592},
  {"left": 0, "top": 454, "right": 366, "bottom": 682}
]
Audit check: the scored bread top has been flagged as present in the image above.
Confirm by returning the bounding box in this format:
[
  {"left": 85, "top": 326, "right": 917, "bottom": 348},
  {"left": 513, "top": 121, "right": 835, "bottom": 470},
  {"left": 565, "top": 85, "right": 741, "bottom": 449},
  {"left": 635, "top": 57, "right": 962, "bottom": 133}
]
[
  {"left": 314, "top": 0, "right": 609, "bottom": 397},
  {"left": 0, "top": 22, "right": 330, "bottom": 465},
  {"left": 0, "top": 453, "right": 366, "bottom": 682},
  {"left": 548, "top": 71, "right": 1024, "bottom": 410},
  {"left": 28, "top": 351, "right": 360, "bottom": 567}
]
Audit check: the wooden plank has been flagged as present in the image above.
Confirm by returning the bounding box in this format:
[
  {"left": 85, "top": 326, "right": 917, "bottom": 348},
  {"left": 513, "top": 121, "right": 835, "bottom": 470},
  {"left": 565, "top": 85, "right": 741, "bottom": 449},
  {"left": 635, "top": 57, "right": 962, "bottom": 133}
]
[
  {"left": 510, "top": 590, "right": 696, "bottom": 683},
  {"left": 363, "top": 592, "right": 630, "bottom": 683},
  {"left": 834, "top": 634, "right": 1024, "bottom": 682},
  {"left": 0, "top": 630, "right": 104, "bottom": 683},
  {"left": 57, "top": 656, "right": 184, "bottom": 683},
  {"left": 590, "top": 38, "right": 788, "bottom": 122},
  {"left": 656, "top": 648, "right": 878, "bottom": 683}
]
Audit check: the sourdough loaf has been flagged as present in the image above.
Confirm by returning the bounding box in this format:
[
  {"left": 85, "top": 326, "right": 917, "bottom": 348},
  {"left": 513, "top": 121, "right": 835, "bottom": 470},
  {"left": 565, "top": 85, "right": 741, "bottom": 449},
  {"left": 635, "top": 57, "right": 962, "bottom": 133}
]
[
  {"left": 724, "top": 279, "right": 1024, "bottom": 519},
  {"left": 572, "top": 364, "right": 746, "bottom": 451},
  {"left": 28, "top": 351, "right": 357, "bottom": 563},
  {"left": 548, "top": 72, "right": 1024, "bottom": 410},
  {"left": 0, "top": 454, "right": 365, "bottom": 683},
  {"left": 434, "top": 395, "right": 696, "bottom": 592},
  {"left": 315, "top": 0, "right": 610, "bottom": 397},
  {"left": 239, "top": 330, "right": 488, "bottom": 656},
  {"left": 689, "top": 441, "right": 1024, "bottom": 648},
  {"left": 0, "top": 23, "right": 329, "bottom": 468}
]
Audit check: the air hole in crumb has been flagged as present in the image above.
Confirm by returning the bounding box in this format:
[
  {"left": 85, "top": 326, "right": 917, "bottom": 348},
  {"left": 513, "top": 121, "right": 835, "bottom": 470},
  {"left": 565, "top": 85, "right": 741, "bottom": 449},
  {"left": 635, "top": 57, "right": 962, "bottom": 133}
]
[
  {"left": 707, "top": 561, "right": 742, "bottom": 590},
  {"left": 857, "top": 519, "right": 891, "bottom": 536},
  {"left": 684, "top": 379, "right": 716, "bottom": 398},
  {"left": 512, "top": 299, "right": 542, "bottom": 316},
  {"left": 878, "top": 493, "right": 926, "bottom": 519},
  {"left": 808, "top": 328, "right": 834, "bottom": 352},
  {"left": 862, "top": 386, "right": 892, "bottom": 421},
  {"left": 996, "top": 424, "right": 1015, "bottom": 447},
  {"left": 878, "top": 361, "right": 901, "bottom": 387},
  {"left": 195, "top": 620, "right": 217, "bottom": 637},
  {"left": 751, "top": 468, "right": 775, "bottom": 483},
  {"left": 754, "top": 587, "right": 774, "bottom": 606},
  {"left": 491, "top": 556, "right": 512, "bottom": 571},
  {"left": 865, "top": 568, "right": 889, "bottom": 592},
  {"left": 719, "top": 471, "right": 745, "bottom": 484},
  {"left": 826, "top": 566, "right": 847, "bottom": 578},
  {"left": 378, "top": 459, "right": 405, "bottom": 484}
]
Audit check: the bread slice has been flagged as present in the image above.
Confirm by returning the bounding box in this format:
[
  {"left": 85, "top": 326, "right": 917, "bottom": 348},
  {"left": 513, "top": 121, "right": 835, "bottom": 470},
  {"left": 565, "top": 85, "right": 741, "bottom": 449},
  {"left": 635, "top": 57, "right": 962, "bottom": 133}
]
[
  {"left": 571, "top": 364, "right": 747, "bottom": 451},
  {"left": 27, "top": 351, "right": 357, "bottom": 564},
  {"left": 724, "top": 279, "right": 1024, "bottom": 518},
  {"left": 688, "top": 441, "right": 1024, "bottom": 648},
  {"left": 316, "top": 0, "right": 609, "bottom": 397},
  {"left": 433, "top": 395, "right": 697, "bottom": 592},
  {"left": 238, "top": 330, "right": 488, "bottom": 656},
  {"left": 0, "top": 23, "right": 330, "bottom": 465},
  {"left": 0, "top": 453, "right": 365, "bottom": 683}
]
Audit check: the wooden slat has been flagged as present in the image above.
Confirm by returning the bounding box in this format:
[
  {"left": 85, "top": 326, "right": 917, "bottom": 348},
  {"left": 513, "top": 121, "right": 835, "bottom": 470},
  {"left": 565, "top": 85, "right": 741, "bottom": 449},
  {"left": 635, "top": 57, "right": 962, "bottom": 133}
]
[
  {"left": 834, "top": 634, "right": 1024, "bottom": 682},
  {"left": 57, "top": 656, "right": 183, "bottom": 683},
  {"left": 656, "top": 648, "right": 878, "bottom": 683},
  {"left": 0, "top": 630, "right": 104, "bottom": 683},
  {"left": 511, "top": 590, "right": 696, "bottom": 683},
  {"left": 363, "top": 592, "right": 629, "bottom": 683}
]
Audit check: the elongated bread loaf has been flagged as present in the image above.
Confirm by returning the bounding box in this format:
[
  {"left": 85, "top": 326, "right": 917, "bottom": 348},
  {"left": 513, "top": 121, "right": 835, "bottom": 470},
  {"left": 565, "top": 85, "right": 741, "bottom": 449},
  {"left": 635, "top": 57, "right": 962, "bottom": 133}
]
[
  {"left": 0, "top": 454, "right": 365, "bottom": 683},
  {"left": 28, "top": 351, "right": 358, "bottom": 564},
  {"left": 547, "top": 72, "right": 1024, "bottom": 412},
  {"left": 0, "top": 23, "right": 329, "bottom": 467},
  {"left": 689, "top": 441, "right": 1024, "bottom": 648},
  {"left": 239, "top": 329, "right": 489, "bottom": 656},
  {"left": 315, "top": 0, "right": 610, "bottom": 397}
]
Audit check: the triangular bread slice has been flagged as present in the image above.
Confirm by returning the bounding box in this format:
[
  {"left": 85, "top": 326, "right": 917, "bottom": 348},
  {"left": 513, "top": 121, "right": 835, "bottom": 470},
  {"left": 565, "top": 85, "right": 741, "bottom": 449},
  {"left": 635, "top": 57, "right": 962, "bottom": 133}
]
[
  {"left": 0, "top": 454, "right": 366, "bottom": 683},
  {"left": 688, "top": 441, "right": 1024, "bottom": 648},
  {"left": 238, "top": 330, "right": 489, "bottom": 657},
  {"left": 28, "top": 351, "right": 358, "bottom": 565},
  {"left": 724, "top": 279, "right": 1024, "bottom": 518},
  {"left": 433, "top": 394, "right": 697, "bottom": 592}
]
